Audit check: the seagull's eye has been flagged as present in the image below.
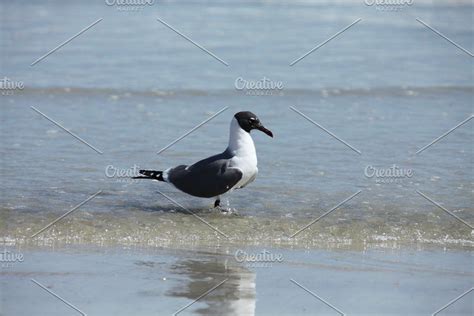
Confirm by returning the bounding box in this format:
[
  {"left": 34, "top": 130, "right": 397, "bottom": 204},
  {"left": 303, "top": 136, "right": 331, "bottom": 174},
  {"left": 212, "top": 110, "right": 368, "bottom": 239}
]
[{"left": 249, "top": 117, "right": 256, "bottom": 124}]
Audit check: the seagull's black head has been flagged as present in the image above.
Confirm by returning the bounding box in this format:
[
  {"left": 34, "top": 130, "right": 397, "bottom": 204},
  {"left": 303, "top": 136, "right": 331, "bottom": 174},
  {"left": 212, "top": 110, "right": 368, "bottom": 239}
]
[{"left": 234, "top": 111, "right": 273, "bottom": 138}]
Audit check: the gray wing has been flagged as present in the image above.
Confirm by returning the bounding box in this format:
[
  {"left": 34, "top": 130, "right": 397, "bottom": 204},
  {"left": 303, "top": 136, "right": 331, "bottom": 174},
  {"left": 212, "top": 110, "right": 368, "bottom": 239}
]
[{"left": 167, "top": 150, "right": 243, "bottom": 198}]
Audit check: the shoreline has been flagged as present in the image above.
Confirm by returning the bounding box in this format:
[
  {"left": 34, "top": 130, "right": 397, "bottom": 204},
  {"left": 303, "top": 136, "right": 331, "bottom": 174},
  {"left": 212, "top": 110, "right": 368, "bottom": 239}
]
[{"left": 2, "top": 233, "right": 473, "bottom": 254}]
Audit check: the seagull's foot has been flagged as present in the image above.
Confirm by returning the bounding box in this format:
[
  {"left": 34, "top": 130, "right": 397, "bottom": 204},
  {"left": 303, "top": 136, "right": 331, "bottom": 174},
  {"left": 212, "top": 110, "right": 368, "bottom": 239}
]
[
  {"left": 213, "top": 198, "right": 239, "bottom": 216},
  {"left": 215, "top": 206, "right": 240, "bottom": 216}
]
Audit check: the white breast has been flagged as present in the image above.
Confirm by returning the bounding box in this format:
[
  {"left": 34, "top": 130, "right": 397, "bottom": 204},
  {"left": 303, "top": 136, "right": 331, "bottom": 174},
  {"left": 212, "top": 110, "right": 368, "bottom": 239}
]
[
  {"left": 227, "top": 117, "right": 258, "bottom": 188},
  {"left": 230, "top": 156, "right": 258, "bottom": 188}
]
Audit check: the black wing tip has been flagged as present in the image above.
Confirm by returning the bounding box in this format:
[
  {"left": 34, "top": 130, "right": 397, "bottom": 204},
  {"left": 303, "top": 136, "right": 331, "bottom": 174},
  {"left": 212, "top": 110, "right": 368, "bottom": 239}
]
[{"left": 134, "top": 169, "right": 164, "bottom": 181}]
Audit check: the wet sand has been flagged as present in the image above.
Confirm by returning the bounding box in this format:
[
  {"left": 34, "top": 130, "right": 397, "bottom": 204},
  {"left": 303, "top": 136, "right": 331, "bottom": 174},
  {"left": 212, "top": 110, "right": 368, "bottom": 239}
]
[{"left": 1, "top": 245, "right": 472, "bottom": 316}]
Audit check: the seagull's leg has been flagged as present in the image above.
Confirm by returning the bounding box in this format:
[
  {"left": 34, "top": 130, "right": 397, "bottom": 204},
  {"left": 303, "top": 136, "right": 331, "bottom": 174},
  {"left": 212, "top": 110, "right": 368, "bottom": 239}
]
[
  {"left": 212, "top": 197, "right": 237, "bottom": 215},
  {"left": 214, "top": 198, "right": 221, "bottom": 208}
]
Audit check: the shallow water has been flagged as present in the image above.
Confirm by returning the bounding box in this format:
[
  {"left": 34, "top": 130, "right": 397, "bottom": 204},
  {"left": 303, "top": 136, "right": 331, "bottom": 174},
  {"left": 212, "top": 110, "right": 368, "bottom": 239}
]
[
  {"left": 2, "top": 86, "right": 473, "bottom": 250},
  {"left": 1, "top": 1, "right": 473, "bottom": 250}
]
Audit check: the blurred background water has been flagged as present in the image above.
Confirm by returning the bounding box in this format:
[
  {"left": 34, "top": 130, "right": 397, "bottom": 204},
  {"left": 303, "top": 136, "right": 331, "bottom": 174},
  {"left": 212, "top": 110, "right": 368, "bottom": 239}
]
[{"left": 0, "top": 0, "right": 472, "bottom": 249}]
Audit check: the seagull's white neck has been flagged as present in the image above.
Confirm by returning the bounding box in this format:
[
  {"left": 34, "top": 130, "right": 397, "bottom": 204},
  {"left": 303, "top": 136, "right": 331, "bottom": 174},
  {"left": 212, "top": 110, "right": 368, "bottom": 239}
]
[{"left": 227, "top": 117, "right": 257, "bottom": 158}]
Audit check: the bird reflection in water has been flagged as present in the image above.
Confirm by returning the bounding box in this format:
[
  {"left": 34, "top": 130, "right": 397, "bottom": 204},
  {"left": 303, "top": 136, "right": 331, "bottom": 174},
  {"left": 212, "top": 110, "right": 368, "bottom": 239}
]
[{"left": 168, "top": 256, "right": 256, "bottom": 315}]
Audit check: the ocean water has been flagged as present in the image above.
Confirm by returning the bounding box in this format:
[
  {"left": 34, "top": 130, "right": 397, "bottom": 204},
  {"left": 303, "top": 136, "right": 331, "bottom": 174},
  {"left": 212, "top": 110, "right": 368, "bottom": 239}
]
[{"left": 1, "top": 1, "right": 473, "bottom": 250}]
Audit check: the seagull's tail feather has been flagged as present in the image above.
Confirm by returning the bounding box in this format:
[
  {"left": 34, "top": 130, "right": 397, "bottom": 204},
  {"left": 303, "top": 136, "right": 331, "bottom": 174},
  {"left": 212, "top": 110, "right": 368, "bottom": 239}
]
[{"left": 133, "top": 170, "right": 164, "bottom": 181}]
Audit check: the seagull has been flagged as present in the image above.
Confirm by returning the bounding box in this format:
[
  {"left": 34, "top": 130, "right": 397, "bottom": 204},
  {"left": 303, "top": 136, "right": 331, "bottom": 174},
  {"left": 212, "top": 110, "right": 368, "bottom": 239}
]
[{"left": 134, "top": 111, "right": 273, "bottom": 208}]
